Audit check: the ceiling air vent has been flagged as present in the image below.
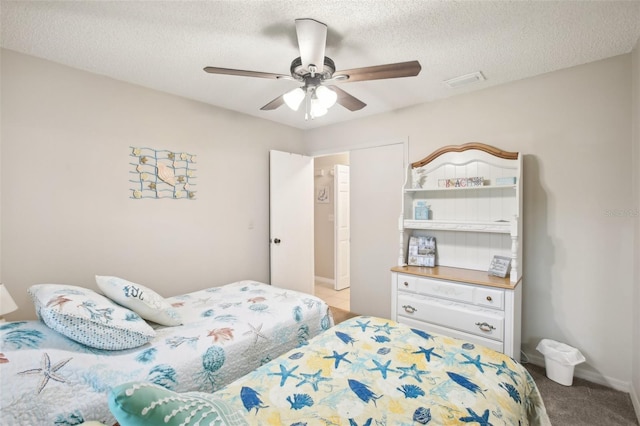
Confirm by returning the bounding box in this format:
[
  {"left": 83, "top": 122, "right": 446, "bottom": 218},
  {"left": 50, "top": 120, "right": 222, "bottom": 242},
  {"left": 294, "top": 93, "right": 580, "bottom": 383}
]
[{"left": 444, "top": 71, "right": 485, "bottom": 88}]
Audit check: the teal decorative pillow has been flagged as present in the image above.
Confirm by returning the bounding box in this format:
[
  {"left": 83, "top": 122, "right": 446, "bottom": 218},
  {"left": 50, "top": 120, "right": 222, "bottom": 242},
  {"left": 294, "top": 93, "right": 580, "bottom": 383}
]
[
  {"left": 28, "top": 284, "right": 155, "bottom": 350},
  {"left": 96, "top": 276, "right": 182, "bottom": 326},
  {"left": 109, "top": 381, "right": 249, "bottom": 426}
]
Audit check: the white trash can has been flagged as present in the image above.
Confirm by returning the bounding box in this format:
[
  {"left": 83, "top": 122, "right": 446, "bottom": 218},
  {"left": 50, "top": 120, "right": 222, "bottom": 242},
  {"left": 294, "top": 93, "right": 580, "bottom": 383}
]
[{"left": 536, "top": 339, "right": 585, "bottom": 386}]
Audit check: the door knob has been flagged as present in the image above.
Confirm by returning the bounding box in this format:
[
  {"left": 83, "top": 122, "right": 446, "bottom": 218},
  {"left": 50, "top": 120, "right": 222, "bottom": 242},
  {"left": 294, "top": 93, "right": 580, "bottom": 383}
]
[{"left": 273, "top": 238, "right": 281, "bottom": 244}]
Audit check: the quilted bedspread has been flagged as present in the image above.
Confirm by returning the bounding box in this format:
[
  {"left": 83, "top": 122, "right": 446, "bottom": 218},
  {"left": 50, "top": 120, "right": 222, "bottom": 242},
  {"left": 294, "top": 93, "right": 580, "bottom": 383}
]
[
  {"left": 0, "top": 280, "right": 332, "bottom": 426},
  {"left": 212, "top": 316, "right": 551, "bottom": 425}
]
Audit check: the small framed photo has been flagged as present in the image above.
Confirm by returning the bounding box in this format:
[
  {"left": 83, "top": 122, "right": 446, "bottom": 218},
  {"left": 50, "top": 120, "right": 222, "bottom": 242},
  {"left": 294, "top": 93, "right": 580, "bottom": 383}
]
[
  {"left": 316, "top": 186, "right": 330, "bottom": 203},
  {"left": 408, "top": 236, "right": 436, "bottom": 267},
  {"left": 488, "top": 255, "right": 511, "bottom": 278}
]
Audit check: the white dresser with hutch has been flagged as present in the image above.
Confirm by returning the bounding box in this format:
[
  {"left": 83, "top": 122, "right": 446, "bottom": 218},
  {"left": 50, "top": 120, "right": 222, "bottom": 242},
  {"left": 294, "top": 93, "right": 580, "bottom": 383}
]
[{"left": 390, "top": 143, "right": 523, "bottom": 360}]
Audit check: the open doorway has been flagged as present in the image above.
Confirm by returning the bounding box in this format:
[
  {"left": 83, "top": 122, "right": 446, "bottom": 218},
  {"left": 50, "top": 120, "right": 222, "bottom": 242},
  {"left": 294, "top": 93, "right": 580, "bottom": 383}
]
[{"left": 313, "top": 153, "right": 350, "bottom": 311}]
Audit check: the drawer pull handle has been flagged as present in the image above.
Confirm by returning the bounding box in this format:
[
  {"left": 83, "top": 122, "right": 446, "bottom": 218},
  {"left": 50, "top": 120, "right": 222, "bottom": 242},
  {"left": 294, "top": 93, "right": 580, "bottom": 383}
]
[
  {"left": 486, "top": 296, "right": 493, "bottom": 301},
  {"left": 402, "top": 305, "right": 417, "bottom": 314},
  {"left": 475, "top": 322, "right": 495, "bottom": 332},
  {"left": 403, "top": 281, "right": 409, "bottom": 287}
]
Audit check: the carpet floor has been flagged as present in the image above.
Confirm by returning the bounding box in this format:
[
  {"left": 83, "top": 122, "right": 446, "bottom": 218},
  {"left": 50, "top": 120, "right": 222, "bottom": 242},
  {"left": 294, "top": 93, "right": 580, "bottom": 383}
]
[
  {"left": 329, "top": 307, "right": 639, "bottom": 425},
  {"left": 525, "top": 363, "right": 638, "bottom": 425}
]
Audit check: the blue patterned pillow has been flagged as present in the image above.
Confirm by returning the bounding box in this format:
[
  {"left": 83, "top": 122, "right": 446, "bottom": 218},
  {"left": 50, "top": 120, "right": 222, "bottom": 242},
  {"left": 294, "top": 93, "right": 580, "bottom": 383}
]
[
  {"left": 109, "top": 381, "right": 248, "bottom": 426},
  {"left": 95, "top": 276, "right": 182, "bottom": 326},
  {"left": 28, "top": 284, "right": 155, "bottom": 350}
]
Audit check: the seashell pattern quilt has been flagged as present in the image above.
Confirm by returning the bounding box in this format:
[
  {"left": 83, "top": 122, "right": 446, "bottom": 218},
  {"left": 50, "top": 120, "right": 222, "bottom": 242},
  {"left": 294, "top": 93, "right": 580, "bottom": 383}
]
[{"left": 0, "top": 280, "right": 333, "bottom": 425}]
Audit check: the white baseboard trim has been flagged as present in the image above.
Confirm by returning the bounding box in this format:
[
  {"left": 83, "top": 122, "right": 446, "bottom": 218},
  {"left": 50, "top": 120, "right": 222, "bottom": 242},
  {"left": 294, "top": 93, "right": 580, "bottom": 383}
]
[
  {"left": 631, "top": 382, "right": 640, "bottom": 424},
  {"left": 314, "top": 276, "right": 335, "bottom": 285},
  {"left": 523, "top": 351, "right": 631, "bottom": 392}
]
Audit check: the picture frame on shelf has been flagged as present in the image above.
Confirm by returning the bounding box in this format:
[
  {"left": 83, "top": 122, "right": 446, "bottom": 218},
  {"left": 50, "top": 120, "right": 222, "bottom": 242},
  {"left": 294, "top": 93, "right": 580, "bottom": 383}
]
[
  {"left": 488, "top": 255, "right": 511, "bottom": 278},
  {"left": 408, "top": 235, "right": 436, "bottom": 267}
]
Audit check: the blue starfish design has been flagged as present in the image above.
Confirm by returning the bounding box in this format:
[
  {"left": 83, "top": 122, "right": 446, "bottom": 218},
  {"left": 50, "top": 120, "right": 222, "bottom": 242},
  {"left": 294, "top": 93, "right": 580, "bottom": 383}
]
[
  {"left": 368, "top": 359, "right": 396, "bottom": 379},
  {"left": 296, "top": 369, "right": 331, "bottom": 391},
  {"left": 351, "top": 319, "right": 372, "bottom": 332},
  {"left": 460, "top": 353, "right": 490, "bottom": 373},
  {"left": 268, "top": 363, "right": 300, "bottom": 387},
  {"left": 440, "top": 349, "right": 462, "bottom": 367},
  {"left": 459, "top": 408, "right": 491, "bottom": 425},
  {"left": 372, "top": 322, "right": 394, "bottom": 335},
  {"left": 397, "top": 363, "right": 429, "bottom": 383},
  {"left": 489, "top": 360, "right": 519, "bottom": 384},
  {"left": 18, "top": 353, "right": 72, "bottom": 394},
  {"left": 324, "top": 351, "right": 352, "bottom": 369},
  {"left": 413, "top": 346, "right": 442, "bottom": 362}
]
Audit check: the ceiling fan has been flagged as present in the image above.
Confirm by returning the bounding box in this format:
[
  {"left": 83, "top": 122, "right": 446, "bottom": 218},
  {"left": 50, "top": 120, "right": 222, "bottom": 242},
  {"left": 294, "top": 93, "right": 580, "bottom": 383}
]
[{"left": 204, "top": 18, "right": 422, "bottom": 120}]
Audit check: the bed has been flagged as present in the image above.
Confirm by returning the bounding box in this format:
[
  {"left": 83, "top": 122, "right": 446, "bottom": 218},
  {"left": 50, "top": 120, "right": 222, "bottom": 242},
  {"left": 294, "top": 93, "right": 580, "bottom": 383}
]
[
  {"left": 0, "top": 280, "right": 333, "bottom": 426},
  {"left": 109, "top": 315, "right": 551, "bottom": 426}
]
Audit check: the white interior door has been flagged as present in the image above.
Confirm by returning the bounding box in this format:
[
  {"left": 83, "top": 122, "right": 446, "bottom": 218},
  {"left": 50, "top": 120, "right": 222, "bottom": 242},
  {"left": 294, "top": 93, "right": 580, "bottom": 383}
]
[
  {"left": 269, "top": 150, "right": 314, "bottom": 295},
  {"left": 334, "top": 164, "right": 350, "bottom": 290}
]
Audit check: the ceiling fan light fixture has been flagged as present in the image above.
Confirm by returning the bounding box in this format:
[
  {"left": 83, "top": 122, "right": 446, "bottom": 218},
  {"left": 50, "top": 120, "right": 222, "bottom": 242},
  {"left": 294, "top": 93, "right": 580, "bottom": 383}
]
[
  {"left": 309, "top": 99, "right": 328, "bottom": 118},
  {"left": 283, "top": 87, "right": 305, "bottom": 111},
  {"left": 314, "top": 86, "right": 337, "bottom": 109}
]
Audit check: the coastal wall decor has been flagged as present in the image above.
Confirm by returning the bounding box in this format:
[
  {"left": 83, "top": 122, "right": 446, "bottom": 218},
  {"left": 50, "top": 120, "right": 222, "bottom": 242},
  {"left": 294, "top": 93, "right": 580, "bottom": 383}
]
[{"left": 130, "top": 147, "right": 197, "bottom": 199}]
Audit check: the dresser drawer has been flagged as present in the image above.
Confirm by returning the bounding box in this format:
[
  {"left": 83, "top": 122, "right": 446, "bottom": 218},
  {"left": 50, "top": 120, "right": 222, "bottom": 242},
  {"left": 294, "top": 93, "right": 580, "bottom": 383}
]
[
  {"left": 473, "top": 287, "right": 504, "bottom": 309},
  {"left": 397, "top": 293, "right": 504, "bottom": 341},
  {"left": 397, "top": 273, "right": 504, "bottom": 310},
  {"left": 398, "top": 316, "right": 504, "bottom": 353}
]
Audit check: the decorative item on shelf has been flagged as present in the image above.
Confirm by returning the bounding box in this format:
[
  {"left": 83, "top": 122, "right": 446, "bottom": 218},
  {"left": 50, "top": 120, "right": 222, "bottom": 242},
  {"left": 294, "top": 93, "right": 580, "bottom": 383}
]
[
  {"left": 438, "top": 177, "right": 484, "bottom": 188},
  {"left": 488, "top": 255, "right": 512, "bottom": 278},
  {"left": 414, "top": 201, "right": 430, "bottom": 220},
  {"left": 411, "top": 167, "right": 427, "bottom": 188},
  {"left": 408, "top": 235, "right": 436, "bottom": 267},
  {"left": 495, "top": 177, "right": 517, "bottom": 185},
  {"left": 0, "top": 284, "right": 18, "bottom": 322}
]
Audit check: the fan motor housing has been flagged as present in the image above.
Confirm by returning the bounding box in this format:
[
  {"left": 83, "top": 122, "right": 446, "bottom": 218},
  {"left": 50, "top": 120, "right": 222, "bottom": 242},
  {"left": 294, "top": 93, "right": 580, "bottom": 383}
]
[{"left": 290, "top": 56, "right": 336, "bottom": 81}]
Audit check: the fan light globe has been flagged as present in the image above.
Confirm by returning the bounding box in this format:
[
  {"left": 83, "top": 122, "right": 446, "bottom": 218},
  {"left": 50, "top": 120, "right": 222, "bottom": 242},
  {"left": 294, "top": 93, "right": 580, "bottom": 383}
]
[
  {"left": 283, "top": 88, "right": 305, "bottom": 111},
  {"left": 315, "top": 86, "right": 337, "bottom": 109},
  {"left": 310, "top": 98, "right": 328, "bottom": 118}
]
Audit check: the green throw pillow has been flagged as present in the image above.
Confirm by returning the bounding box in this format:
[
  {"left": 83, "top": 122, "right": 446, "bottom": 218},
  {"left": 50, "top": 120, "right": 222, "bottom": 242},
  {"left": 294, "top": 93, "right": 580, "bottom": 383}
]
[{"left": 109, "top": 382, "right": 248, "bottom": 426}]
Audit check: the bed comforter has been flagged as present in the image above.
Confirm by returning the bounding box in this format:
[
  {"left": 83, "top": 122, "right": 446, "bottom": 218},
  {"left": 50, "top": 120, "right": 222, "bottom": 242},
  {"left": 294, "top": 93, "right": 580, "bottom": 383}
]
[
  {"left": 208, "top": 315, "right": 550, "bottom": 425},
  {"left": 0, "top": 280, "right": 332, "bottom": 425}
]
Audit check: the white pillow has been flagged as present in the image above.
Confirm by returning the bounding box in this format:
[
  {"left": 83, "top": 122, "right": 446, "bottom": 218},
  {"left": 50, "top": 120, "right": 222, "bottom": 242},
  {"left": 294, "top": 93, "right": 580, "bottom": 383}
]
[
  {"left": 95, "top": 276, "right": 182, "bottom": 326},
  {"left": 28, "top": 284, "right": 155, "bottom": 350}
]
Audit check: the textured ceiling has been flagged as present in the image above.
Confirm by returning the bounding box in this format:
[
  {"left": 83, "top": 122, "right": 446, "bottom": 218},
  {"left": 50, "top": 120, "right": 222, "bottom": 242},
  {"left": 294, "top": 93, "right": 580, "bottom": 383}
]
[{"left": 2, "top": 0, "right": 640, "bottom": 130}]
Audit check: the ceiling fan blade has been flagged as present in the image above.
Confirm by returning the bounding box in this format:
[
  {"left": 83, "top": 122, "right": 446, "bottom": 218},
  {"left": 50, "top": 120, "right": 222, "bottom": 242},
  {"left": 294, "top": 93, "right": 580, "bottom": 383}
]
[
  {"left": 329, "top": 86, "right": 366, "bottom": 111},
  {"left": 333, "top": 60, "right": 422, "bottom": 83},
  {"left": 295, "top": 18, "right": 327, "bottom": 73},
  {"left": 260, "top": 94, "right": 286, "bottom": 111},
  {"left": 204, "top": 66, "right": 291, "bottom": 80}
]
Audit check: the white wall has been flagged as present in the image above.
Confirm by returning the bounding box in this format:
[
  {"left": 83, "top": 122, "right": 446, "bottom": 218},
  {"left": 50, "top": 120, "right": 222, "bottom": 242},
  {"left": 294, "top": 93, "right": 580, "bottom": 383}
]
[
  {"left": 0, "top": 49, "right": 305, "bottom": 319},
  {"left": 632, "top": 37, "right": 640, "bottom": 417},
  {"left": 305, "top": 54, "right": 635, "bottom": 390}
]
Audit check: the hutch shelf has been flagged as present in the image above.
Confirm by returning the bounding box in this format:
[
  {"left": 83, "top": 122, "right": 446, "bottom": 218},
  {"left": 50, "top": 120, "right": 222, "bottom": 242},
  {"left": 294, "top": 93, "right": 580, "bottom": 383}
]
[{"left": 390, "top": 143, "right": 523, "bottom": 360}]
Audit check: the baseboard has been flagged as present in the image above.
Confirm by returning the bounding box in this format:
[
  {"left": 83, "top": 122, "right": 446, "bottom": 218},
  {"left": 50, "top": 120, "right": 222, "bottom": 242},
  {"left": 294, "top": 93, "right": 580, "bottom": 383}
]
[
  {"left": 523, "top": 351, "right": 631, "bottom": 392},
  {"left": 631, "top": 381, "right": 640, "bottom": 423},
  {"left": 314, "top": 276, "right": 335, "bottom": 285}
]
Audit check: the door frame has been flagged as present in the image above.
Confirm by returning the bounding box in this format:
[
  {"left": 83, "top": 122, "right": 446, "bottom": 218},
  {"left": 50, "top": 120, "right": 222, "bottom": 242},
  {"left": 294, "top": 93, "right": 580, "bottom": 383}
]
[{"left": 309, "top": 138, "right": 409, "bottom": 305}]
